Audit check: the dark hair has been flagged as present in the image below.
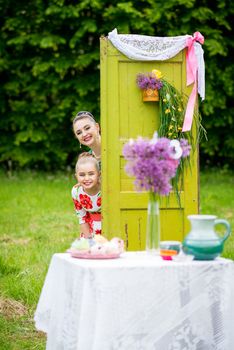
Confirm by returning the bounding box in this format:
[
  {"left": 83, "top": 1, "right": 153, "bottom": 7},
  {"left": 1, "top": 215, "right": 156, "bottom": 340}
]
[{"left": 73, "top": 111, "right": 96, "bottom": 126}]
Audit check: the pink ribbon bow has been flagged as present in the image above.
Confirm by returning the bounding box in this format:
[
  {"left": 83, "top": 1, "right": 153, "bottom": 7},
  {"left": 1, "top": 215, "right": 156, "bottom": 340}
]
[{"left": 182, "top": 32, "right": 204, "bottom": 132}]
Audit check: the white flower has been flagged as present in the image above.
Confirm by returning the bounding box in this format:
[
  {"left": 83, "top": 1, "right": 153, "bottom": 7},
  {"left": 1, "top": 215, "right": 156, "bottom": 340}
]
[
  {"left": 150, "top": 131, "right": 158, "bottom": 145},
  {"left": 166, "top": 93, "right": 171, "bottom": 100},
  {"left": 170, "top": 139, "right": 183, "bottom": 159}
]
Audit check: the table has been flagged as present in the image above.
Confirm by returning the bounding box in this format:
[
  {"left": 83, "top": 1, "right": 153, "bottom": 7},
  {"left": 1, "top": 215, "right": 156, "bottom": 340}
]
[{"left": 34, "top": 252, "right": 234, "bottom": 350}]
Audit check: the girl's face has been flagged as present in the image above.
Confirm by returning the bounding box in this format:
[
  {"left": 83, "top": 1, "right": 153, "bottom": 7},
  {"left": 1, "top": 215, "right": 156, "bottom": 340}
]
[
  {"left": 73, "top": 117, "right": 100, "bottom": 147},
  {"left": 76, "top": 161, "right": 100, "bottom": 194}
]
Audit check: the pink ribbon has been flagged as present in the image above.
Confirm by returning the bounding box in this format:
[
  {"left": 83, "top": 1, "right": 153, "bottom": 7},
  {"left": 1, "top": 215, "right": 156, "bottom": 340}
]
[{"left": 182, "top": 32, "right": 204, "bottom": 132}]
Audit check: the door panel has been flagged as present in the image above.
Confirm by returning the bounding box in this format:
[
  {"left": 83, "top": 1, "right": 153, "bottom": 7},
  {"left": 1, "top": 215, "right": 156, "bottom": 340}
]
[{"left": 100, "top": 37, "right": 198, "bottom": 250}]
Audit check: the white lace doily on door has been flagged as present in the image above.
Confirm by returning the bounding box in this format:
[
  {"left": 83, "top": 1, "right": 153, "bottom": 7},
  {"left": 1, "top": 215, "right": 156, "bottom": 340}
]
[{"left": 108, "top": 28, "right": 205, "bottom": 100}]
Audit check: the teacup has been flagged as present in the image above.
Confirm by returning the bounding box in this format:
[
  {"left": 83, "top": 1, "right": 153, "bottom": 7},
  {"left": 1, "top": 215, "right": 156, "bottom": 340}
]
[
  {"left": 160, "top": 241, "right": 181, "bottom": 260},
  {"left": 160, "top": 240, "right": 181, "bottom": 253}
]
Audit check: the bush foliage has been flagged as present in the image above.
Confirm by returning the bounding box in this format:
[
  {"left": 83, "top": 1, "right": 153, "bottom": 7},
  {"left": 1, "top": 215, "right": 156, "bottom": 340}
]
[{"left": 0, "top": 0, "right": 233, "bottom": 170}]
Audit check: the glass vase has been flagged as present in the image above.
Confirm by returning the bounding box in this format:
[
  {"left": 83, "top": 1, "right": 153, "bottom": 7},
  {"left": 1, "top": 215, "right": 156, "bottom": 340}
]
[{"left": 146, "top": 192, "right": 160, "bottom": 253}]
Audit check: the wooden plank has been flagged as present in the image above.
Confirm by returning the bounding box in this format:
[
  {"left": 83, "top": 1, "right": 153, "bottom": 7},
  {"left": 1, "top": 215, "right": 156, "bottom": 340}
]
[{"left": 119, "top": 192, "right": 185, "bottom": 209}]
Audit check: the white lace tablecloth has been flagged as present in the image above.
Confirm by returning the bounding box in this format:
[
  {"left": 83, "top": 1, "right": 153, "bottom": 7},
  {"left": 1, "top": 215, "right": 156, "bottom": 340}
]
[{"left": 34, "top": 252, "right": 234, "bottom": 350}]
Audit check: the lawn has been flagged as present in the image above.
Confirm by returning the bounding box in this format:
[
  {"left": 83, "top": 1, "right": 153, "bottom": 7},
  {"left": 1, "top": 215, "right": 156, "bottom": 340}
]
[
  {"left": 0, "top": 171, "right": 77, "bottom": 349},
  {"left": 0, "top": 170, "right": 233, "bottom": 349}
]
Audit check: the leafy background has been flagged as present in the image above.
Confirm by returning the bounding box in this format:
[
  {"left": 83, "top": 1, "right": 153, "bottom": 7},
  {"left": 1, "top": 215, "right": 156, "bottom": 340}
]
[{"left": 0, "top": 0, "right": 233, "bottom": 170}]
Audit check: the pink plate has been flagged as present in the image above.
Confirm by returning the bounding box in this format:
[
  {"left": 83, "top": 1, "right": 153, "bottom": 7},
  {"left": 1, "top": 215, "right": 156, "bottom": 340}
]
[{"left": 69, "top": 250, "right": 121, "bottom": 259}]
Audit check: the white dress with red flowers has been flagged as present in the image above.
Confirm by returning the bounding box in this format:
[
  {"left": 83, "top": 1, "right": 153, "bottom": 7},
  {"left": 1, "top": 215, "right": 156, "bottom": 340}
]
[{"left": 71, "top": 184, "right": 102, "bottom": 236}]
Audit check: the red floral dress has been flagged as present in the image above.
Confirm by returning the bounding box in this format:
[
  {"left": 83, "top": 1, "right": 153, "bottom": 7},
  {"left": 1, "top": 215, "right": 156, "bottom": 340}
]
[{"left": 71, "top": 184, "right": 102, "bottom": 236}]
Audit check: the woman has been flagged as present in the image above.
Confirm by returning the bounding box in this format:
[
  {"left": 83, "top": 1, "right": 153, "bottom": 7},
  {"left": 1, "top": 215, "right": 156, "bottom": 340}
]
[{"left": 73, "top": 111, "right": 101, "bottom": 162}]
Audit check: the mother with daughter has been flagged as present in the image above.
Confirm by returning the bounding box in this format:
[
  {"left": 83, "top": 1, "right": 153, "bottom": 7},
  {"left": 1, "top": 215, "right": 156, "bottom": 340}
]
[{"left": 71, "top": 111, "right": 102, "bottom": 238}]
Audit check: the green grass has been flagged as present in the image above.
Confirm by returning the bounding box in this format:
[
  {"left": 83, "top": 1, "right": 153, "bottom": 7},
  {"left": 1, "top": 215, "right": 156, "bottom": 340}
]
[
  {"left": 0, "top": 170, "right": 233, "bottom": 349},
  {"left": 199, "top": 170, "right": 234, "bottom": 259},
  {"left": 0, "top": 171, "right": 77, "bottom": 349}
]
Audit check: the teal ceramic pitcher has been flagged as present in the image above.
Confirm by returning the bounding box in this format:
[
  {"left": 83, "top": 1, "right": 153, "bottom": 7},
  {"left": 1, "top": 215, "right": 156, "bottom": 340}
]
[{"left": 183, "top": 215, "right": 231, "bottom": 260}]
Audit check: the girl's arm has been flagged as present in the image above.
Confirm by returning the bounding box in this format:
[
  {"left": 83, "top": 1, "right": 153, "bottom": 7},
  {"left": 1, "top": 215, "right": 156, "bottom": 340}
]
[
  {"left": 71, "top": 185, "right": 91, "bottom": 238},
  {"left": 79, "top": 223, "right": 91, "bottom": 238}
]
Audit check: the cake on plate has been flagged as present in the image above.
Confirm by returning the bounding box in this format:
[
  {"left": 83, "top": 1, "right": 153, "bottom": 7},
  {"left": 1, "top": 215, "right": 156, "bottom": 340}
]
[{"left": 69, "top": 235, "right": 124, "bottom": 258}]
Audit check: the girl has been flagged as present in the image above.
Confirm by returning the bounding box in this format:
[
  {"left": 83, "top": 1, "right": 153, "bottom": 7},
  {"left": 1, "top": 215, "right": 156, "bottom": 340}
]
[
  {"left": 71, "top": 152, "right": 101, "bottom": 238},
  {"left": 73, "top": 111, "right": 101, "bottom": 164}
]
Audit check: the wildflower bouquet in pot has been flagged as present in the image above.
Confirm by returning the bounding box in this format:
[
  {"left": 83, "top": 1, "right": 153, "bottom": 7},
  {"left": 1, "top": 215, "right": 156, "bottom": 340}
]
[
  {"left": 136, "top": 69, "right": 206, "bottom": 195},
  {"left": 136, "top": 69, "right": 206, "bottom": 144},
  {"left": 123, "top": 133, "right": 191, "bottom": 252},
  {"left": 136, "top": 70, "right": 163, "bottom": 101}
]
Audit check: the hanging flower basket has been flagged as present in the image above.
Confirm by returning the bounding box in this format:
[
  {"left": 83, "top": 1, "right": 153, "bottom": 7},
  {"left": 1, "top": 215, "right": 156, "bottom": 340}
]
[
  {"left": 136, "top": 69, "right": 206, "bottom": 144},
  {"left": 142, "top": 88, "right": 159, "bottom": 102},
  {"left": 136, "top": 69, "right": 207, "bottom": 203},
  {"left": 137, "top": 69, "right": 163, "bottom": 103}
]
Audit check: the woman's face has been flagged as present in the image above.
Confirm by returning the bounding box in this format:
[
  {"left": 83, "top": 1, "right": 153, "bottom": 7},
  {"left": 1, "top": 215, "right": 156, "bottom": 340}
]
[{"left": 73, "top": 117, "right": 100, "bottom": 147}]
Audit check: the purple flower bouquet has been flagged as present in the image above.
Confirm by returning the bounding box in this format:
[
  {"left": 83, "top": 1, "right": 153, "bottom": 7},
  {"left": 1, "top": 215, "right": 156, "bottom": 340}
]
[
  {"left": 123, "top": 133, "right": 191, "bottom": 251},
  {"left": 136, "top": 73, "right": 163, "bottom": 91},
  {"left": 123, "top": 133, "right": 191, "bottom": 196}
]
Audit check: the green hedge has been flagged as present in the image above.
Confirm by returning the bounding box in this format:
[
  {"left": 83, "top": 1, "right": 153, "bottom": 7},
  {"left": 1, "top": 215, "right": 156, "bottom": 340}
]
[{"left": 0, "top": 0, "right": 233, "bottom": 170}]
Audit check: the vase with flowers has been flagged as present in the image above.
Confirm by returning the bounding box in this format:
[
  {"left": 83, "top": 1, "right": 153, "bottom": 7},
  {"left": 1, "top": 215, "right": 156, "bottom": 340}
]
[{"left": 123, "top": 132, "right": 191, "bottom": 253}]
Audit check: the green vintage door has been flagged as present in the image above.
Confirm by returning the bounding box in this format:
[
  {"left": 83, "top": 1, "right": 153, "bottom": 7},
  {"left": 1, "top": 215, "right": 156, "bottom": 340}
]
[{"left": 100, "top": 36, "right": 198, "bottom": 250}]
